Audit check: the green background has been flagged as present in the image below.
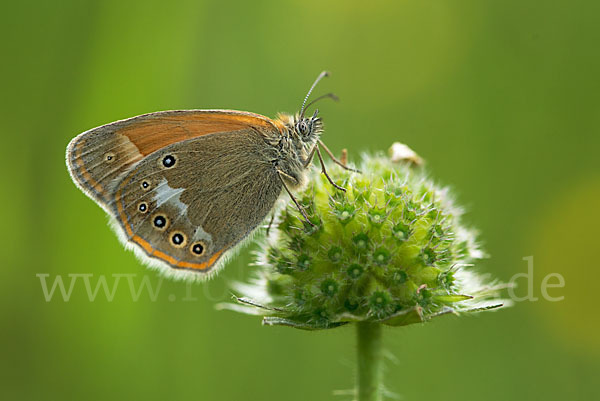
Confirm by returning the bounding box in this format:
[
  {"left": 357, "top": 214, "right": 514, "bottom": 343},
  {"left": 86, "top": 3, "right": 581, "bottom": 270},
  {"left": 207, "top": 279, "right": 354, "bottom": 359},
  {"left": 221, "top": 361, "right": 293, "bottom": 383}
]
[{"left": 2, "top": 1, "right": 599, "bottom": 400}]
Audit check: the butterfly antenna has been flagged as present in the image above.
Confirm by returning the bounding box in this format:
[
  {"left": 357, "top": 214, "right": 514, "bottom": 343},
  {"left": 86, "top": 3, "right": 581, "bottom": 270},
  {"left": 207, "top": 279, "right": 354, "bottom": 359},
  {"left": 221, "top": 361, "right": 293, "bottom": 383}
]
[
  {"left": 303, "top": 93, "right": 339, "bottom": 113},
  {"left": 299, "top": 71, "right": 330, "bottom": 119}
]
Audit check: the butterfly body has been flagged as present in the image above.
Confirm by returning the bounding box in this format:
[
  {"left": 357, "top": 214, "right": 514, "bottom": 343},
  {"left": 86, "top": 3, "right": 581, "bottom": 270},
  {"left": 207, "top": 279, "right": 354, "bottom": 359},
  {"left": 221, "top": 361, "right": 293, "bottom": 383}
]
[
  {"left": 269, "top": 112, "right": 323, "bottom": 189},
  {"left": 67, "top": 108, "right": 323, "bottom": 279}
]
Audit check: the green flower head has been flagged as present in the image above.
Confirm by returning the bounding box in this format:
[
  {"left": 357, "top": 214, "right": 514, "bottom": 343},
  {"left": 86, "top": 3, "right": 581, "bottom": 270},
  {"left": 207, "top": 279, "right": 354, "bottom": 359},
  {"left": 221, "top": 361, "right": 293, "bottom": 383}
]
[{"left": 222, "top": 143, "right": 507, "bottom": 330}]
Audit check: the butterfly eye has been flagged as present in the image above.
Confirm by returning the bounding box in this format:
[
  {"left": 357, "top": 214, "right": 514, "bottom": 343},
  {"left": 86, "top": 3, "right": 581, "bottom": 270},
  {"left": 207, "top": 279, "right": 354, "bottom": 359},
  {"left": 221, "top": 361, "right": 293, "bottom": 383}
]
[{"left": 296, "top": 121, "right": 309, "bottom": 136}]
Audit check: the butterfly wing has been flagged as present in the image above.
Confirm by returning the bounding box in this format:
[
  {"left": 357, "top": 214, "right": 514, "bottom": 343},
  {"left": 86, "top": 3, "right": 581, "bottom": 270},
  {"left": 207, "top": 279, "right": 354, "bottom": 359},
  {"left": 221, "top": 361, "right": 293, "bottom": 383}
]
[{"left": 66, "top": 110, "right": 284, "bottom": 277}]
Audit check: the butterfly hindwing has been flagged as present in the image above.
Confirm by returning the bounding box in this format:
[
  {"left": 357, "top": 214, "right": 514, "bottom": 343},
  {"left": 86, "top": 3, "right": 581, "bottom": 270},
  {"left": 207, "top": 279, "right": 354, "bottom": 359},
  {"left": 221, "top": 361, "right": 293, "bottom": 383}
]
[{"left": 110, "top": 129, "right": 283, "bottom": 275}]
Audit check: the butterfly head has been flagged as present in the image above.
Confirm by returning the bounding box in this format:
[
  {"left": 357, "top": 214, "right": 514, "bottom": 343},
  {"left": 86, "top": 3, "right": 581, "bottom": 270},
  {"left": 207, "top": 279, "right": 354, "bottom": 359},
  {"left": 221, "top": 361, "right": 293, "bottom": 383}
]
[{"left": 293, "top": 109, "right": 323, "bottom": 143}]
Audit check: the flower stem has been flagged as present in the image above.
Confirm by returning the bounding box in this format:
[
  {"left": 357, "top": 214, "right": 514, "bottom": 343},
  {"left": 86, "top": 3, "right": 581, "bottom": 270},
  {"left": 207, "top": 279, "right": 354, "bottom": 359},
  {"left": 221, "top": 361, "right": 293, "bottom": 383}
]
[{"left": 356, "top": 322, "right": 384, "bottom": 401}]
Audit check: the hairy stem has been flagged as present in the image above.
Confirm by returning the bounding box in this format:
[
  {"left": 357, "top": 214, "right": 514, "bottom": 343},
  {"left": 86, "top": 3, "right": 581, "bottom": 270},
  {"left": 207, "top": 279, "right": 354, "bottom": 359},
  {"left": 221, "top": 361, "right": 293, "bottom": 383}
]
[{"left": 356, "top": 322, "right": 384, "bottom": 401}]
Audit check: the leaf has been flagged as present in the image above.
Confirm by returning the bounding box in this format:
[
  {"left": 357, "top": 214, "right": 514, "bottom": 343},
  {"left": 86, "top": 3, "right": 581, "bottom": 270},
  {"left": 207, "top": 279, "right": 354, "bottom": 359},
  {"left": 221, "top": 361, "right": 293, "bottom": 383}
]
[
  {"left": 262, "top": 317, "right": 348, "bottom": 330},
  {"left": 433, "top": 294, "right": 473, "bottom": 303},
  {"left": 381, "top": 306, "right": 425, "bottom": 327}
]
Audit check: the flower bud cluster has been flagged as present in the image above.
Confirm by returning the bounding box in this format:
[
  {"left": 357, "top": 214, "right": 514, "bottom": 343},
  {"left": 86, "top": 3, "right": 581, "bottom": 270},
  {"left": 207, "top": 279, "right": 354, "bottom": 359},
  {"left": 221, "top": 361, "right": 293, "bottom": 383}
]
[{"left": 229, "top": 148, "right": 505, "bottom": 329}]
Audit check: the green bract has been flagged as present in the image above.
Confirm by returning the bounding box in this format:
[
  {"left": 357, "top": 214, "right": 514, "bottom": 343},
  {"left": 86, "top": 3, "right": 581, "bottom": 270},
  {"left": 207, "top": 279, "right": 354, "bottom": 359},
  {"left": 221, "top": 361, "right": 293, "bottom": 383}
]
[{"left": 224, "top": 146, "right": 506, "bottom": 330}]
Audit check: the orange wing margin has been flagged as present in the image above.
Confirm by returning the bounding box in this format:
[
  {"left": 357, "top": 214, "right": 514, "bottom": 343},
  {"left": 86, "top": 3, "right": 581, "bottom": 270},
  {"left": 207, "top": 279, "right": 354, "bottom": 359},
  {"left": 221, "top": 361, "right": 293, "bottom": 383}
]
[{"left": 116, "top": 109, "right": 284, "bottom": 156}]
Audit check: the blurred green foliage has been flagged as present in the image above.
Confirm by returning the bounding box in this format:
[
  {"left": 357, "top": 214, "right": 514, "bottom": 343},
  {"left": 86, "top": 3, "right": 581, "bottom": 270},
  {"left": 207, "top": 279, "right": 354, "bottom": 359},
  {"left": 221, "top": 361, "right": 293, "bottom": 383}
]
[{"left": 1, "top": 1, "right": 599, "bottom": 400}]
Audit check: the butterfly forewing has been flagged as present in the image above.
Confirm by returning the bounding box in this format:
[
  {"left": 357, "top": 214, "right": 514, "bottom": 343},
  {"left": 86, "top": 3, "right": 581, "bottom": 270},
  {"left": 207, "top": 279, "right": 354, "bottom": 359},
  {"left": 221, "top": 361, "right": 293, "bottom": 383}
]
[{"left": 66, "top": 110, "right": 281, "bottom": 207}]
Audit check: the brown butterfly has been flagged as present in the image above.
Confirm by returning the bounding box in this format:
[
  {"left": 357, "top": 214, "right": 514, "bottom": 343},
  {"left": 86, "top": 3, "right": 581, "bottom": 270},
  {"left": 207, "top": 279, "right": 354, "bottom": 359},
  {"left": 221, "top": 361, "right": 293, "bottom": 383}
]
[{"left": 66, "top": 71, "right": 356, "bottom": 280}]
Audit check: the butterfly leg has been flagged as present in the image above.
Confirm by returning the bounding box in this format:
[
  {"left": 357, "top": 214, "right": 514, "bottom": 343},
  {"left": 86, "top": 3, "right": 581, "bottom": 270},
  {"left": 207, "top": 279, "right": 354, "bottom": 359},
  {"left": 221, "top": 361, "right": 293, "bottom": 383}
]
[
  {"left": 318, "top": 139, "right": 361, "bottom": 173},
  {"left": 303, "top": 144, "right": 317, "bottom": 168},
  {"left": 277, "top": 170, "right": 316, "bottom": 227},
  {"left": 316, "top": 147, "right": 346, "bottom": 192}
]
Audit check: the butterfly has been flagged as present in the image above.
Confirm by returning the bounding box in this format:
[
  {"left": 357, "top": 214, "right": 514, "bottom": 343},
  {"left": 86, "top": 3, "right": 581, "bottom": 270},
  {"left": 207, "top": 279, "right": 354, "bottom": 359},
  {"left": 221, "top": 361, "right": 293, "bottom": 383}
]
[{"left": 66, "top": 71, "right": 356, "bottom": 280}]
